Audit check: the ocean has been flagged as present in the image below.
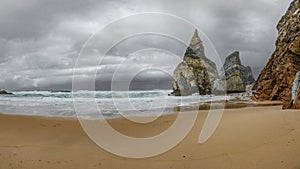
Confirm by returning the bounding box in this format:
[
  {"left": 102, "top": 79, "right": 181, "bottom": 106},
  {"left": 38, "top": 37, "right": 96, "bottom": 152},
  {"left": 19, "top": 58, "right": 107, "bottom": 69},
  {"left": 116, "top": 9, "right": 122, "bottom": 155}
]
[{"left": 0, "top": 90, "right": 231, "bottom": 119}]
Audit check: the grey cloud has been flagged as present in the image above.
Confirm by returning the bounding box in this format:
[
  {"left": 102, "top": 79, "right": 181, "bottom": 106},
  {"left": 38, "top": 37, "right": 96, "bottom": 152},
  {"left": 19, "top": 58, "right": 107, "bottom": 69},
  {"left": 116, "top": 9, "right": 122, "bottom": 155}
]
[{"left": 0, "top": 0, "right": 294, "bottom": 90}]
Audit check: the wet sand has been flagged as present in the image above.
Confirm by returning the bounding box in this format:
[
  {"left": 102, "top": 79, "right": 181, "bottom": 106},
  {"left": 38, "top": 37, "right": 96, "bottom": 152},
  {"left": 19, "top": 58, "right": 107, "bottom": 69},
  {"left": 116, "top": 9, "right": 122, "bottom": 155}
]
[{"left": 0, "top": 105, "right": 300, "bottom": 169}]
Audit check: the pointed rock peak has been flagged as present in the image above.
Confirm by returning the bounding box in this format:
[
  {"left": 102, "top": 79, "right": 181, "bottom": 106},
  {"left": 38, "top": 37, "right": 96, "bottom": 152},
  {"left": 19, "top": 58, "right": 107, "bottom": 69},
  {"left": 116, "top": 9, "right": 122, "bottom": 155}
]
[
  {"left": 184, "top": 47, "right": 197, "bottom": 56},
  {"left": 192, "top": 29, "right": 202, "bottom": 42},
  {"left": 225, "top": 51, "right": 242, "bottom": 66},
  {"left": 189, "top": 29, "right": 205, "bottom": 58}
]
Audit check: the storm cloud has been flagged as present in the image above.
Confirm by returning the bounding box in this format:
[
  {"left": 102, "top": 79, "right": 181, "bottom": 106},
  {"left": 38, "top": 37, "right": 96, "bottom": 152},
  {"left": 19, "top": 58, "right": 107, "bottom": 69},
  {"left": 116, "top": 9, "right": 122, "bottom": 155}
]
[{"left": 0, "top": 0, "right": 293, "bottom": 91}]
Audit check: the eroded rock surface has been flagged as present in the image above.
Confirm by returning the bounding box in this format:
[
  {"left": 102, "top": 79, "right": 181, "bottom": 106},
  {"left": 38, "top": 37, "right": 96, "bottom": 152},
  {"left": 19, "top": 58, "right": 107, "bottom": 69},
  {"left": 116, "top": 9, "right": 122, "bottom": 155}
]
[
  {"left": 253, "top": 0, "right": 300, "bottom": 109},
  {"left": 221, "top": 51, "right": 255, "bottom": 93},
  {"left": 172, "top": 30, "right": 218, "bottom": 96}
]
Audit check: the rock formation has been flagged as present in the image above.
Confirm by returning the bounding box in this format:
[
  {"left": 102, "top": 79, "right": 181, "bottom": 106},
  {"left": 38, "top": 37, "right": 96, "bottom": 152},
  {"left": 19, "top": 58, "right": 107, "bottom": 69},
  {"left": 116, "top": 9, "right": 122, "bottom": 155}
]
[
  {"left": 221, "top": 51, "right": 255, "bottom": 93},
  {"left": 0, "top": 89, "right": 12, "bottom": 95},
  {"left": 252, "top": 0, "right": 300, "bottom": 109},
  {"left": 189, "top": 30, "right": 219, "bottom": 85},
  {"left": 283, "top": 71, "right": 300, "bottom": 109},
  {"left": 172, "top": 30, "right": 218, "bottom": 96},
  {"left": 292, "top": 71, "right": 300, "bottom": 102}
]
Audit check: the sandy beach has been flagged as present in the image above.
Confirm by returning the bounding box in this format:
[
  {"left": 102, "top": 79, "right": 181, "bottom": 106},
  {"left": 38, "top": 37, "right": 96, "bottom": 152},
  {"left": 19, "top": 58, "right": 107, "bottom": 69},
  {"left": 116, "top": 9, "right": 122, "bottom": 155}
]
[{"left": 0, "top": 105, "right": 300, "bottom": 169}]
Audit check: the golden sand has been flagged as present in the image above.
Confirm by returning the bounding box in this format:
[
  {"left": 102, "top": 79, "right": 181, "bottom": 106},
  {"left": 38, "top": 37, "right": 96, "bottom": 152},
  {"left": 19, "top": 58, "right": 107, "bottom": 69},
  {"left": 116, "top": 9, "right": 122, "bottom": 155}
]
[{"left": 0, "top": 105, "right": 300, "bottom": 169}]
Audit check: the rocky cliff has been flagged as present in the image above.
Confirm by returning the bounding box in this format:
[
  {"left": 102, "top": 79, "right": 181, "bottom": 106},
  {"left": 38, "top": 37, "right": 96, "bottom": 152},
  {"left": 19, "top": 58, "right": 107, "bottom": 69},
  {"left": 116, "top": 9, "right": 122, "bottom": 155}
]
[
  {"left": 172, "top": 30, "right": 218, "bottom": 96},
  {"left": 253, "top": 0, "right": 300, "bottom": 108},
  {"left": 221, "top": 51, "right": 255, "bottom": 93}
]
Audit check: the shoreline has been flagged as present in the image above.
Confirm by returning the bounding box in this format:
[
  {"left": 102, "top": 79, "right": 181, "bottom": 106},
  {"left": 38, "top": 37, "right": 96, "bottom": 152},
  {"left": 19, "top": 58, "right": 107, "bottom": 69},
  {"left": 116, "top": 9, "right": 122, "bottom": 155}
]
[{"left": 0, "top": 100, "right": 284, "bottom": 120}]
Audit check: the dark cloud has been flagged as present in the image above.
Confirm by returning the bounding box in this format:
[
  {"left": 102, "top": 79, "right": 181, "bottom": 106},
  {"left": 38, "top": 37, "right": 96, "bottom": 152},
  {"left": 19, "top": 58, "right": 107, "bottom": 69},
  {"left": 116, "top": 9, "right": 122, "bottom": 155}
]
[{"left": 0, "top": 0, "right": 293, "bottom": 91}]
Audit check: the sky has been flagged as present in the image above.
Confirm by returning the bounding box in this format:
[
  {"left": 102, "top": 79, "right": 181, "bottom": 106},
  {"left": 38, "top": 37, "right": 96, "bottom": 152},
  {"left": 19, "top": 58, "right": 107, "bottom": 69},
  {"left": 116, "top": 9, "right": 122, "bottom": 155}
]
[{"left": 0, "top": 0, "right": 293, "bottom": 91}]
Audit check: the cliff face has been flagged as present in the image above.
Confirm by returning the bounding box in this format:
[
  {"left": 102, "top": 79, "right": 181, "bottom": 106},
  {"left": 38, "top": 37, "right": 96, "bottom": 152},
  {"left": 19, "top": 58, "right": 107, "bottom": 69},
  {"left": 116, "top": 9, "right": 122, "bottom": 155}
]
[
  {"left": 172, "top": 30, "right": 218, "bottom": 96},
  {"left": 253, "top": 0, "right": 300, "bottom": 106},
  {"left": 221, "top": 51, "right": 255, "bottom": 93}
]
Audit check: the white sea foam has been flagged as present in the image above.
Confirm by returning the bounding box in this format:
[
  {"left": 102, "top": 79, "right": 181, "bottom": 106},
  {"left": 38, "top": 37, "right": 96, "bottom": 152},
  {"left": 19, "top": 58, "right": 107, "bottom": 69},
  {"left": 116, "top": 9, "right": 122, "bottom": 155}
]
[{"left": 0, "top": 90, "right": 230, "bottom": 119}]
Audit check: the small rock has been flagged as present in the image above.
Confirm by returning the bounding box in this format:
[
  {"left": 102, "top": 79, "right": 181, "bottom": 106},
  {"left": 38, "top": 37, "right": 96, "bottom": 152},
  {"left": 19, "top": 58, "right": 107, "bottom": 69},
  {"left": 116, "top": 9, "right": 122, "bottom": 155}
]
[{"left": 0, "top": 89, "right": 13, "bottom": 95}]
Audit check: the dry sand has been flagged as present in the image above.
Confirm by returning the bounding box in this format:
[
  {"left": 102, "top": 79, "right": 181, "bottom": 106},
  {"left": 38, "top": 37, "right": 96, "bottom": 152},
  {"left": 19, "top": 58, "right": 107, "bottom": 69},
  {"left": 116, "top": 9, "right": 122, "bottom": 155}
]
[{"left": 0, "top": 105, "right": 300, "bottom": 169}]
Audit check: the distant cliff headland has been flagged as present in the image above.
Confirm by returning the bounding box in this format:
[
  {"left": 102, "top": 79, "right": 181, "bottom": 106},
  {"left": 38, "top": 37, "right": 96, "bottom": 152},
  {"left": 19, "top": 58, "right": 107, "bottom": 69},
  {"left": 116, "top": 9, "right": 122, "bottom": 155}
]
[{"left": 0, "top": 89, "right": 12, "bottom": 95}]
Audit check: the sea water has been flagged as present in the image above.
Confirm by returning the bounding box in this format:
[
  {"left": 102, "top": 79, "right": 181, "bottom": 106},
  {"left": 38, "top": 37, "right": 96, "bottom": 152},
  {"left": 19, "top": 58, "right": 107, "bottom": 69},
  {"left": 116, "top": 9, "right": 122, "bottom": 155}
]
[{"left": 0, "top": 90, "right": 230, "bottom": 119}]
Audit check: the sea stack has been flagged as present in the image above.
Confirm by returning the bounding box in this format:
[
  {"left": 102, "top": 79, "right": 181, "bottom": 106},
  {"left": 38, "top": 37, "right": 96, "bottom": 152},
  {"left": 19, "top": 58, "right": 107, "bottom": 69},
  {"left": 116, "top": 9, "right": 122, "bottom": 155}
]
[
  {"left": 252, "top": 0, "right": 300, "bottom": 109},
  {"left": 189, "top": 30, "right": 219, "bottom": 82},
  {"left": 221, "top": 51, "right": 255, "bottom": 93},
  {"left": 172, "top": 30, "right": 218, "bottom": 96}
]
